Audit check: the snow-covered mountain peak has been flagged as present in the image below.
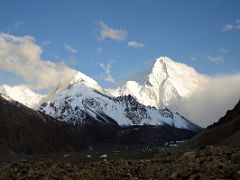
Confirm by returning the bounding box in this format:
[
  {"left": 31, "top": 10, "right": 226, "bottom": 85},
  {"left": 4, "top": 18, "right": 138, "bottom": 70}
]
[
  {"left": 39, "top": 82, "right": 200, "bottom": 131},
  {"left": 111, "top": 56, "right": 205, "bottom": 111},
  {"left": 150, "top": 56, "right": 197, "bottom": 77},
  {"left": 111, "top": 80, "right": 141, "bottom": 99},
  {"left": 152, "top": 56, "right": 173, "bottom": 68},
  {"left": 147, "top": 56, "right": 202, "bottom": 97},
  {"left": 68, "top": 72, "right": 103, "bottom": 92},
  {"left": 40, "top": 71, "right": 107, "bottom": 107},
  {"left": 0, "top": 84, "right": 43, "bottom": 108},
  {"left": 149, "top": 56, "right": 178, "bottom": 76}
]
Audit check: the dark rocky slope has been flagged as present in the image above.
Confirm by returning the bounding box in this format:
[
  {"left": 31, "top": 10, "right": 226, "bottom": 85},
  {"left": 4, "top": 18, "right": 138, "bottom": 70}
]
[
  {"left": 0, "top": 96, "right": 85, "bottom": 155},
  {"left": 0, "top": 95, "right": 199, "bottom": 156},
  {"left": 182, "top": 100, "right": 240, "bottom": 148}
]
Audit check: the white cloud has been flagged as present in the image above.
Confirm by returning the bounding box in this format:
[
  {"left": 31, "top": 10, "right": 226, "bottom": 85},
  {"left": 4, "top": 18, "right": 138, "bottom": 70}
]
[
  {"left": 206, "top": 55, "right": 224, "bottom": 64},
  {"left": 100, "top": 61, "right": 115, "bottom": 83},
  {"left": 221, "top": 18, "right": 240, "bottom": 31},
  {"left": 235, "top": 19, "right": 240, "bottom": 29},
  {"left": 190, "top": 53, "right": 224, "bottom": 64},
  {"left": 180, "top": 74, "right": 240, "bottom": 127},
  {"left": 0, "top": 33, "right": 76, "bottom": 90},
  {"left": 221, "top": 24, "right": 234, "bottom": 32},
  {"left": 98, "top": 21, "right": 127, "bottom": 41},
  {"left": 128, "top": 41, "right": 145, "bottom": 48},
  {"left": 219, "top": 47, "right": 228, "bottom": 53},
  {"left": 64, "top": 44, "right": 78, "bottom": 54}
]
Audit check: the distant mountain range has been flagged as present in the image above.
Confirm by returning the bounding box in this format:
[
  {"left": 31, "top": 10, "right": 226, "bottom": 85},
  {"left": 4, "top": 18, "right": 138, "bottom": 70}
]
[
  {"left": 0, "top": 93, "right": 199, "bottom": 156},
  {"left": 38, "top": 71, "right": 200, "bottom": 131},
  {"left": 0, "top": 56, "right": 239, "bottom": 155},
  {"left": 0, "top": 58, "right": 202, "bottom": 131},
  {"left": 0, "top": 90, "right": 239, "bottom": 156},
  {"left": 0, "top": 56, "right": 238, "bottom": 128},
  {"left": 0, "top": 85, "right": 43, "bottom": 108},
  {"left": 0, "top": 57, "right": 200, "bottom": 126}
]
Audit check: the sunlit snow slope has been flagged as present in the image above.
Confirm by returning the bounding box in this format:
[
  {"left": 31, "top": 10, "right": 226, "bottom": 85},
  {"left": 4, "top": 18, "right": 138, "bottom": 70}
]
[
  {"left": 111, "top": 57, "right": 205, "bottom": 112},
  {"left": 39, "top": 72, "right": 200, "bottom": 131},
  {"left": 0, "top": 84, "right": 43, "bottom": 108}
]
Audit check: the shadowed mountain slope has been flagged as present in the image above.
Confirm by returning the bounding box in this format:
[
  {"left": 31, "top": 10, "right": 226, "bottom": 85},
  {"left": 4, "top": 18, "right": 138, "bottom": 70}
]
[
  {"left": 182, "top": 100, "right": 240, "bottom": 148},
  {"left": 0, "top": 94, "right": 199, "bottom": 156},
  {"left": 0, "top": 95, "right": 84, "bottom": 155}
]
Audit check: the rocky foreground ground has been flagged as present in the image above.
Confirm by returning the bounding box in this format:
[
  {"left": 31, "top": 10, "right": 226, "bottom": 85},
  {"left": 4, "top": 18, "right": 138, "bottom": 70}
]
[{"left": 0, "top": 146, "right": 239, "bottom": 180}]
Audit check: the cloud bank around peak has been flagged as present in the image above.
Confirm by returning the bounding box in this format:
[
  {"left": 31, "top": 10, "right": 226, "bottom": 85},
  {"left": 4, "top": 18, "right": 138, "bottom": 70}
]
[
  {"left": 0, "top": 33, "right": 76, "bottom": 90},
  {"left": 180, "top": 74, "right": 240, "bottom": 127},
  {"left": 117, "top": 59, "right": 240, "bottom": 127}
]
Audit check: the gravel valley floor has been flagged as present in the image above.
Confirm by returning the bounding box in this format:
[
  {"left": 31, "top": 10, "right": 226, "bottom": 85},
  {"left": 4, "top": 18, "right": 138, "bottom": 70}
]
[{"left": 0, "top": 145, "right": 240, "bottom": 179}]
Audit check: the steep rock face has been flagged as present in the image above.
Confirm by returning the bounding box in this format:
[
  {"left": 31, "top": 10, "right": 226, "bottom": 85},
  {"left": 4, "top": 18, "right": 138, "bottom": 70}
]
[
  {"left": 39, "top": 72, "right": 201, "bottom": 131},
  {"left": 111, "top": 57, "right": 205, "bottom": 112},
  {"left": 0, "top": 85, "right": 43, "bottom": 108}
]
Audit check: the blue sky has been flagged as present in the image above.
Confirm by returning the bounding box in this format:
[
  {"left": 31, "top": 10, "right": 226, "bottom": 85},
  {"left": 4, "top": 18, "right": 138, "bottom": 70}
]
[{"left": 0, "top": 0, "right": 240, "bottom": 88}]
